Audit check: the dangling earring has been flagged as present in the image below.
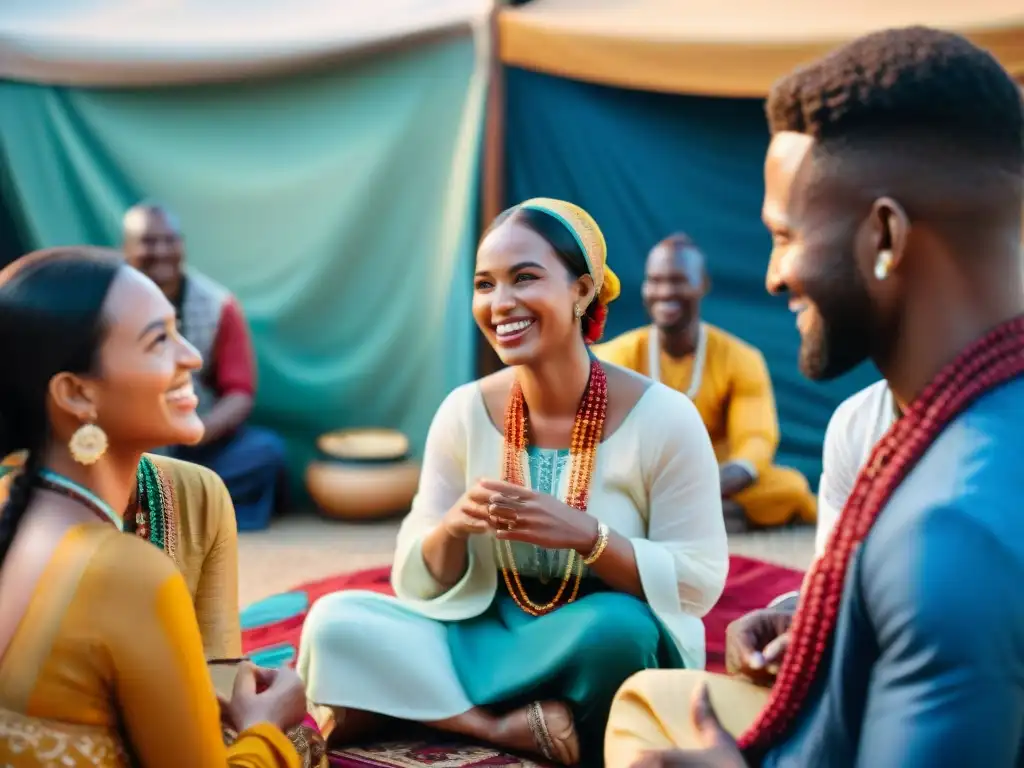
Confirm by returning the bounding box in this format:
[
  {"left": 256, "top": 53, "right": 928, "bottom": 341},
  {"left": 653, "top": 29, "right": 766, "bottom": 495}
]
[
  {"left": 874, "top": 250, "right": 894, "bottom": 281},
  {"left": 69, "top": 423, "right": 108, "bottom": 466},
  {"left": 574, "top": 302, "right": 584, "bottom": 319}
]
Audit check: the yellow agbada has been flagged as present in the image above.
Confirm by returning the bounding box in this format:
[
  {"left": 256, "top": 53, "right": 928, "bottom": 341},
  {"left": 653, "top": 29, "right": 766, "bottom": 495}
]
[
  {"left": 594, "top": 324, "right": 815, "bottom": 527},
  {"left": 0, "top": 523, "right": 298, "bottom": 767}
]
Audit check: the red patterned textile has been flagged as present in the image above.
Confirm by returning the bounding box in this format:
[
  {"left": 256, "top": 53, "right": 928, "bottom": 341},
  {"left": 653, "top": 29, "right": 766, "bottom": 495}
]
[{"left": 242, "top": 556, "right": 805, "bottom": 768}]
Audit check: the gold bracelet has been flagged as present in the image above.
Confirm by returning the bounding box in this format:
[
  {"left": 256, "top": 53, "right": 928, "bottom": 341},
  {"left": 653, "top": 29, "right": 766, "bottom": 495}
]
[{"left": 583, "top": 522, "right": 610, "bottom": 566}]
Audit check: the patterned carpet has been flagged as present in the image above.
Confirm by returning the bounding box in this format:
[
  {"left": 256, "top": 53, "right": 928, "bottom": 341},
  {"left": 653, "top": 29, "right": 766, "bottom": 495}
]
[
  {"left": 328, "top": 742, "right": 550, "bottom": 768},
  {"left": 240, "top": 556, "right": 804, "bottom": 767}
]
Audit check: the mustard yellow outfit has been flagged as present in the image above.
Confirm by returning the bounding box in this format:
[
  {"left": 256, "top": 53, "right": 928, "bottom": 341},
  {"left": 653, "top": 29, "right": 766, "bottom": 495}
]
[
  {"left": 0, "top": 456, "right": 327, "bottom": 768},
  {"left": 594, "top": 324, "right": 815, "bottom": 527},
  {"left": 1, "top": 454, "right": 241, "bottom": 658},
  {"left": 0, "top": 523, "right": 299, "bottom": 767},
  {"left": 150, "top": 455, "right": 242, "bottom": 658}
]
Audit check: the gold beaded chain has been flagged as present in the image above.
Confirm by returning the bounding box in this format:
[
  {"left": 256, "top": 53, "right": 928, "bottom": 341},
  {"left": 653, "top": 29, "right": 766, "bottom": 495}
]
[{"left": 495, "top": 359, "right": 609, "bottom": 616}]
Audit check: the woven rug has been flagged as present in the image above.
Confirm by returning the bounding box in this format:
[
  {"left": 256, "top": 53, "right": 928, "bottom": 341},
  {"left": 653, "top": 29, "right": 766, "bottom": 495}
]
[{"left": 240, "top": 556, "right": 804, "bottom": 768}]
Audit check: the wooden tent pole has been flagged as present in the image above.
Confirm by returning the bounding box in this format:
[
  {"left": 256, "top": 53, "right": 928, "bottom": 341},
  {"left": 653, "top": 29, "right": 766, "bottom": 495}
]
[{"left": 476, "top": 1, "right": 507, "bottom": 377}]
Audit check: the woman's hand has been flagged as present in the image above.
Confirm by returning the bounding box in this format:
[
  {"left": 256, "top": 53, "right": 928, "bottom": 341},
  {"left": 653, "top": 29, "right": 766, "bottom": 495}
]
[
  {"left": 223, "top": 663, "right": 307, "bottom": 733},
  {"left": 439, "top": 482, "right": 496, "bottom": 539},
  {"left": 479, "top": 478, "right": 598, "bottom": 553}
]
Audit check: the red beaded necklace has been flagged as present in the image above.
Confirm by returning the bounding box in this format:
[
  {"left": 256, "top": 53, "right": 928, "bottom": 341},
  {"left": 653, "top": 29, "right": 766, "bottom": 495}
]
[
  {"left": 739, "top": 315, "right": 1024, "bottom": 760},
  {"left": 494, "top": 358, "right": 608, "bottom": 616}
]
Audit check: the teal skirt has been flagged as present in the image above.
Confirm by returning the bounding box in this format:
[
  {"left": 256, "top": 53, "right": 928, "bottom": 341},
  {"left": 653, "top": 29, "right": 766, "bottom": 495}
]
[{"left": 447, "top": 579, "right": 684, "bottom": 766}]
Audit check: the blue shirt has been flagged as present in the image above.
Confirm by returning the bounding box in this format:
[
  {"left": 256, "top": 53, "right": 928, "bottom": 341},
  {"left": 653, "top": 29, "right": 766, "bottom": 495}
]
[{"left": 765, "top": 378, "right": 1024, "bottom": 767}]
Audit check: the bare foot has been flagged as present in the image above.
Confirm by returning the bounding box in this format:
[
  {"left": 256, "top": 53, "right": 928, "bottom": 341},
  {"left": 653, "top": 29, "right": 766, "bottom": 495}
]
[
  {"left": 315, "top": 705, "right": 388, "bottom": 748},
  {"left": 495, "top": 701, "right": 579, "bottom": 765}
]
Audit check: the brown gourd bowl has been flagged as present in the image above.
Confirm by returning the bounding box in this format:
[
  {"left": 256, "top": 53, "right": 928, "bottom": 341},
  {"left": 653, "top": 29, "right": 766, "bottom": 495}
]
[{"left": 305, "top": 428, "right": 420, "bottom": 521}]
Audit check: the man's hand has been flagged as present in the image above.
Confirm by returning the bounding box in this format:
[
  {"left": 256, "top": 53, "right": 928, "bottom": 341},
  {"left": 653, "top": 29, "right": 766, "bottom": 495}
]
[
  {"left": 630, "top": 683, "right": 747, "bottom": 768},
  {"left": 725, "top": 607, "right": 793, "bottom": 687},
  {"left": 719, "top": 463, "right": 755, "bottom": 499}
]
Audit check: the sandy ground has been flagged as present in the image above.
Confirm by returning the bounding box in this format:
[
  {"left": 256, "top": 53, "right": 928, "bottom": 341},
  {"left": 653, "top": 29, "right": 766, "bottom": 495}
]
[{"left": 237, "top": 512, "right": 816, "bottom": 608}]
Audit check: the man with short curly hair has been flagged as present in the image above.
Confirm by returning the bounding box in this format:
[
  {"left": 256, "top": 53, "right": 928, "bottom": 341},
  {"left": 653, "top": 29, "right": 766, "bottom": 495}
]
[{"left": 605, "top": 26, "right": 1024, "bottom": 768}]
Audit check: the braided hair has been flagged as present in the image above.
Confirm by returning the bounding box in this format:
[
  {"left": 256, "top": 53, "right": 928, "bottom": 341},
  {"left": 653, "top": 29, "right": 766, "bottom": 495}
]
[
  {"left": 0, "top": 248, "right": 124, "bottom": 567},
  {"left": 741, "top": 27, "right": 1024, "bottom": 760}
]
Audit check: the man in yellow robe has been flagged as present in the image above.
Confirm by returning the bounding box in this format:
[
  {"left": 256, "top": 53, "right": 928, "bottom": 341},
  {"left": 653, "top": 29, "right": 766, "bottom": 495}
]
[{"left": 594, "top": 234, "right": 815, "bottom": 531}]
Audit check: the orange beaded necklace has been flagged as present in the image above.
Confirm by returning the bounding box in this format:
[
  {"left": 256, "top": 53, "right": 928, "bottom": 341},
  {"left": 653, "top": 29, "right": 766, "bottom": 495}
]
[{"left": 494, "top": 358, "right": 609, "bottom": 616}]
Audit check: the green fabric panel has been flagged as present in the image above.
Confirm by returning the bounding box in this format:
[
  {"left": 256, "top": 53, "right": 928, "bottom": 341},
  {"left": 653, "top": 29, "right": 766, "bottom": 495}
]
[
  {"left": 0, "top": 175, "right": 30, "bottom": 269},
  {"left": 504, "top": 68, "right": 878, "bottom": 487},
  {"left": 0, "top": 35, "right": 483, "bottom": 494}
]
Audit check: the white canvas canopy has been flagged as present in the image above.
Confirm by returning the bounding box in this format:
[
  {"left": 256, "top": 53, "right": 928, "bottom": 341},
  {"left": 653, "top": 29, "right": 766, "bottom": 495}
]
[{"left": 0, "top": 0, "right": 492, "bottom": 86}]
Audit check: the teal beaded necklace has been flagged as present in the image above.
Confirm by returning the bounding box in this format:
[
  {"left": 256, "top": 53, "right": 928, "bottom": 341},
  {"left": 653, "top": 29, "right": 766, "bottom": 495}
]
[
  {"left": 133, "top": 455, "right": 169, "bottom": 549},
  {"left": 8, "top": 456, "right": 174, "bottom": 555},
  {"left": 38, "top": 469, "right": 123, "bottom": 530}
]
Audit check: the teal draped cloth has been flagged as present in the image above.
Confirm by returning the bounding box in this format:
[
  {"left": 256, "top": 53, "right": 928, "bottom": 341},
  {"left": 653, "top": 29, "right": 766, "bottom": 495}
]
[{"left": 0, "top": 33, "right": 484, "bottom": 493}]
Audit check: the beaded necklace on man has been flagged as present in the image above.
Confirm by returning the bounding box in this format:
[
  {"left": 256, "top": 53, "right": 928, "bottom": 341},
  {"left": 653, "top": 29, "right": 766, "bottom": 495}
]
[
  {"left": 494, "top": 358, "right": 608, "bottom": 617},
  {"left": 738, "top": 315, "right": 1024, "bottom": 761}
]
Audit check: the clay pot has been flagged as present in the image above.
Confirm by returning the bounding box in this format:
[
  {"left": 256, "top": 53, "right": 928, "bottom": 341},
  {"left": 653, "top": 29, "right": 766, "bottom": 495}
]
[{"left": 305, "top": 428, "right": 420, "bottom": 521}]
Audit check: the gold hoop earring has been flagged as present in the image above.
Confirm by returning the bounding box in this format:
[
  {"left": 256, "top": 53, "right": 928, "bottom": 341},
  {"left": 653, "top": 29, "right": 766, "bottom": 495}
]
[
  {"left": 69, "top": 423, "right": 108, "bottom": 466},
  {"left": 574, "top": 302, "right": 584, "bottom": 319},
  {"left": 874, "top": 250, "right": 894, "bottom": 281}
]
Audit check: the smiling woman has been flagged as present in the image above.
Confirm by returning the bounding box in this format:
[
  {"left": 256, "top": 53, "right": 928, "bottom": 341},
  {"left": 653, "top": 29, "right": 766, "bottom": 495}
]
[
  {"left": 297, "top": 199, "right": 728, "bottom": 767},
  {"left": 0, "top": 247, "right": 305, "bottom": 767},
  {"left": 474, "top": 203, "right": 619, "bottom": 354}
]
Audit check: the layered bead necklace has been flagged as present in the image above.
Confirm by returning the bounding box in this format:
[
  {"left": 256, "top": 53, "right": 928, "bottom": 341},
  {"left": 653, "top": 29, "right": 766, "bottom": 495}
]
[
  {"left": 38, "top": 469, "right": 123, "bottom": 530},
  {"left": 132, "top": 455, "right": 175, "bottom": 555},
  {"left": 36, "top": 456, "right": 177, "bottom": 560},
  {"left": 494, "top": 358, "right": 609, "bottom": 616}
]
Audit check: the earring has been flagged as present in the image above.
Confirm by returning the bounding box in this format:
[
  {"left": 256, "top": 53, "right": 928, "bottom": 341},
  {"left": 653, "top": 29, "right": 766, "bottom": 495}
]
[
  {"left": 69, "top": 423, "right": 108, "bottom": 466},
  {"left": 874, "top": 250, "right": 894, "bottom": 281},
  {"left": 574, "top": 302, "right": 584, "bottom": 319}
]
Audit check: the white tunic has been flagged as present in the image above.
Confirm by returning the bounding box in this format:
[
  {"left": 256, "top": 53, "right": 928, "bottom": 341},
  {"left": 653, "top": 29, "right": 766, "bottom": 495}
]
[
  {"left": 814, "top": 380, "right": 896, "bottom": 556},
  {"left": 297, "top": 380, "right": 729, "bottom": 720}
]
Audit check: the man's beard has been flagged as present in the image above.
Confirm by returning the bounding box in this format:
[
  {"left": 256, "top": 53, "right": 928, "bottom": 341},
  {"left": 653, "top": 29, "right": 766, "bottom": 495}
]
[{"left": 799, "top": 275, "right": 876, "bottom": 381}]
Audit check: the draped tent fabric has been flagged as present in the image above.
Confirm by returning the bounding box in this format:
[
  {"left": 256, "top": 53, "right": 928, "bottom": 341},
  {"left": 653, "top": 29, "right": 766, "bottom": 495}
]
[
  {"left": 499, "top": 2, "right": 1023, "bottom": 486},
  {"left": 499, "top": 0, "right": 1024, "bottom": 97},
  {"left": 0, "top": 0, "right": 490, "bottom": 86},
  {"left": 0, "top": 29, "right": 488, "bottom": 490},
  {"left": 504, "top": 67, "right": 879, "bottom": 484}
]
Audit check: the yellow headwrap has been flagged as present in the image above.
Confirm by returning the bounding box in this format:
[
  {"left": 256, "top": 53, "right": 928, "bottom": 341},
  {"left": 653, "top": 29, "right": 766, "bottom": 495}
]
[{"left": 518, "top": 198, "right": 621, "bottom": 308}]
